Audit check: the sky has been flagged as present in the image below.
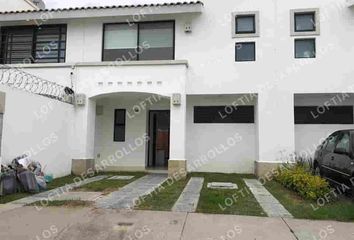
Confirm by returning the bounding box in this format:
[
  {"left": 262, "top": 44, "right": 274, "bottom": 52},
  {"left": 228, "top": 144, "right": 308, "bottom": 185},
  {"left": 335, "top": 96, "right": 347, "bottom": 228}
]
[{"left": 44, "top": 0, "right": 178, "bottom": 9}]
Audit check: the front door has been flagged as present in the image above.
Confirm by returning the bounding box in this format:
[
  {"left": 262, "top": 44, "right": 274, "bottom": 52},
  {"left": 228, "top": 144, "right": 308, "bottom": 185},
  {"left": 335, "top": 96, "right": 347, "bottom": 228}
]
[{"left": 147, "top": 111, "right": 170, "bottom": 168}]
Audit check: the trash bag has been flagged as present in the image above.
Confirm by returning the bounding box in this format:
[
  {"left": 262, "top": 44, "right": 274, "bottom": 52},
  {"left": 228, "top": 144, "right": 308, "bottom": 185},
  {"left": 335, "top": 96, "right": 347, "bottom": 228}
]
[
  {"left": 16, "top": 155, "right": 32, "bottom": 169},
  {"left": 44, "top": 174, "right": 53, "bottom": 183},
  {"left": 28, "top": 162, "right": 42, "bottom": 176},
  {"left": 17, "top": 170, "right": 39, "bottom": 193},
  {"left": 35, "top": 176, "right": 47, "bottom": 190},
  {"left": 0, "top": 170, "right": 18, "bottom": 196}
]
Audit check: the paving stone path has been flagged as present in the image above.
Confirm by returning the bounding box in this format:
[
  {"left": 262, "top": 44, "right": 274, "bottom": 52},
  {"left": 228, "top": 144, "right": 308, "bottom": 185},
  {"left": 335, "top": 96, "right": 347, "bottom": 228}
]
[
  {"left": 243, "top": 179, "right": 293, "bottom": 218},
  {"left": 95, "top": 174, "right": 167, "bottom": 209},
  {"left": 172, "top": 177, "right": 204, "bottom": 213}
]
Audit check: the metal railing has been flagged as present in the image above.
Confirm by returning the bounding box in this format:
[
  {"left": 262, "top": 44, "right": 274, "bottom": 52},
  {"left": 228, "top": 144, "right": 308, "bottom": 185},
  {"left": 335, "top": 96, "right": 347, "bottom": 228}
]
[{"left": 0, "top": 64, "right": 74, "bottom": 104}]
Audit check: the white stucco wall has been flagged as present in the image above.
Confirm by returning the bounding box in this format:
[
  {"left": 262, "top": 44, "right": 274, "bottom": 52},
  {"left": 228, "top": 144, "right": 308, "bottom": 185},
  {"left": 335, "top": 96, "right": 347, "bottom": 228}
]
[
  {"left": 0, "top": 86, "right": 75, "bottom": 178},
  {"left": 294, "top": 94, "right": 354, "bottom": 159},
  {"left": 186, "top": 95, "right": 257, "bottom": 174}
]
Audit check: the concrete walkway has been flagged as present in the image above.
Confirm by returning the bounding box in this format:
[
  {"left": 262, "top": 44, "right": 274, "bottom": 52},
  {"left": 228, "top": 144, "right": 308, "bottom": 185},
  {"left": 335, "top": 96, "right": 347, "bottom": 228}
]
[
  {"left": 95, "top": 174, "right": 167, "bottom": 209},
  {"left": 244, "top": 179, "right": 293, "bottom": 218},
  {"left": 1, "top": 207, "right": 353, "bottom": 240},
  {"left": 172, "top": 177, "right": 204, "bottom": 213}
]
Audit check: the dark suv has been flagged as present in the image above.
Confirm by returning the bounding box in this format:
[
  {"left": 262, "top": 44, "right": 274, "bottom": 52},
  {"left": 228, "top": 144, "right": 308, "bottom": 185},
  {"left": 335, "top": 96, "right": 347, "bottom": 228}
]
[{"left": 314, "top": 130, "right": 354, "bottom": 195}]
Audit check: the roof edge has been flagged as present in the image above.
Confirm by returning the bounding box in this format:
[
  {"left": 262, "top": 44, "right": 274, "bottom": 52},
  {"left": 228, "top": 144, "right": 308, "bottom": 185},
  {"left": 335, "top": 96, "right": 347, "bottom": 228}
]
[{"left": 0, "top": 1, "right": 204, "bottom": 14}]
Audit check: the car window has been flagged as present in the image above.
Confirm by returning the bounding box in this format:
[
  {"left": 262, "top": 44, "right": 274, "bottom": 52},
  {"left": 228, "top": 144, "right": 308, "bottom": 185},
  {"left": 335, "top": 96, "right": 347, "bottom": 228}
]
[
  {"left": 335, "top": 133, "right": 350, "bottom": 154},
  {"left": 325, "top": 134, "right": 339, "bottom": 152},
  {"left": 320, "top": 139, "right": 328, "bottom": 149}
]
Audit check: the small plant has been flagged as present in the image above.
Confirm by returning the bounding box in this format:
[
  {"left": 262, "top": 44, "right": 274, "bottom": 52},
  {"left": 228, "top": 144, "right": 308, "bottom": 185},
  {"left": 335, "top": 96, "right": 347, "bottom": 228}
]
[
  {"left": 294, "top": 154, "right": 314, "bottom": 172},
  {"left": 274, "top": 165, "right": 331, "bottom": 201}
]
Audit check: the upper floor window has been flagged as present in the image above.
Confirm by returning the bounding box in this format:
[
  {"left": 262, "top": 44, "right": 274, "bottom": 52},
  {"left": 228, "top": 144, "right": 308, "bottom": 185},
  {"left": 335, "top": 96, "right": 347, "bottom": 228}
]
[
  {"left": 235, "top": 42, "right": 256, "bottom": 62},
  {"left": 236, "top": 15, "right": 255, "bottom": 34},
  {"left": 295, "top": 12, "right": 316, "bottom": 32},
  {"left": 232, "top": 11, "right": 260, "bottom": 38},
  {"left": 291, "top": 9, "right": 320, "bottom": 36},
  {"left": 0, "top": 25, "right": 67, "bottom": 64},
  {"left": 295, "top": 38, "right": 316, "bottom": 58},
  {"left": 103, "top": 21, "right": 175, "bottom": 62}
]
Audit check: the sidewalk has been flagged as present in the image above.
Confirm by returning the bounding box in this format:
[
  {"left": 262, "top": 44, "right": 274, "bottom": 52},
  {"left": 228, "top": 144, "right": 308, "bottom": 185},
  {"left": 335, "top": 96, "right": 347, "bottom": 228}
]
[{"left": 0, "top": 207, "right": 353, "bottom": 240}]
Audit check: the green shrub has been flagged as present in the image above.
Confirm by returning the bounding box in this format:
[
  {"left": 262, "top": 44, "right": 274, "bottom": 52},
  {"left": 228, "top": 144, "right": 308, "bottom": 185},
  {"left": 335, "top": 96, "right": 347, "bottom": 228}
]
[{"left": 274, "top": 165, "right": 331, "bottom": 201}]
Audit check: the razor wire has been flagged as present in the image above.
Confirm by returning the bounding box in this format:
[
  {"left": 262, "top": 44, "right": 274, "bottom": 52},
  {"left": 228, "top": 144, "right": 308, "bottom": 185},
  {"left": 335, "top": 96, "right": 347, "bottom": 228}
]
[{"left": 0, "top": 64, "right": 74, "bottom": 104}]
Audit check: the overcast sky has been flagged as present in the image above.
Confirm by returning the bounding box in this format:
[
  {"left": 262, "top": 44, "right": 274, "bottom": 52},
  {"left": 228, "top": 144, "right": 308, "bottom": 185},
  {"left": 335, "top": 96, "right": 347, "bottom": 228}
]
[{"left": 44, "top": 0, "right": 178, "bottom": 9}]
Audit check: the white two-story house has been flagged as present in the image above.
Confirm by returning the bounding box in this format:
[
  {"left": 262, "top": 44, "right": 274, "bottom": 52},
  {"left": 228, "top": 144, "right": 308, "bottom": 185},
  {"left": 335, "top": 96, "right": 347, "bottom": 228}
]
[{"left": 0, "top": 0, "right": 353, "bottom": 178}]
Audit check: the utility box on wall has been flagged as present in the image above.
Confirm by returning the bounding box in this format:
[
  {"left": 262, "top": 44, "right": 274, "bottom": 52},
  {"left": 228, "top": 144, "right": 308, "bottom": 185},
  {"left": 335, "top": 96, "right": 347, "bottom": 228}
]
[
  {"left": 75, "top": 94, "right": 86, "bottom": 106},
  {"left": 172, "top": 93, "right": 182, "bottom": 105}
]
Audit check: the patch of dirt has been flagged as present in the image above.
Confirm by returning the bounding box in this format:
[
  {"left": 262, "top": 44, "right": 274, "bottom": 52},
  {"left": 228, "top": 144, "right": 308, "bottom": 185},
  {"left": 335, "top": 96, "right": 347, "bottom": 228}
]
[
  {"left": 61, "top": 200, "right": 94, "bottom": 208},
  {"left": 102, "top": 188, "right": 120, "bottom": 195}
]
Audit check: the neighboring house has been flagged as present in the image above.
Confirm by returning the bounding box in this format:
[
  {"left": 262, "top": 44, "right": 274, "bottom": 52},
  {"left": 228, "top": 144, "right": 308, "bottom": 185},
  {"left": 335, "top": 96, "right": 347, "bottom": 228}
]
[
  {"left": 0, "top": 0, "right": 354, "bottom": 177},
  {"left": 0, "top": 0, "right": 40, "bottom": 12}
]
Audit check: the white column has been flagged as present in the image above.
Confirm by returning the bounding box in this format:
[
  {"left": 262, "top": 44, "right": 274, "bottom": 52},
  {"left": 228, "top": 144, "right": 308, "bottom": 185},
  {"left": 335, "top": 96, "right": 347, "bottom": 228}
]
[
  {"left": 73, "top": 98, "right": 96, "bottom": 160},
  {"left": 169, "top": 93, "right": 187, "bottom": 160},
  {"left": 257, "top": 92, "right": 295, "bottom": 165},
  {"left": 168, "top": 93, "right": 187, "bottom": 178}
]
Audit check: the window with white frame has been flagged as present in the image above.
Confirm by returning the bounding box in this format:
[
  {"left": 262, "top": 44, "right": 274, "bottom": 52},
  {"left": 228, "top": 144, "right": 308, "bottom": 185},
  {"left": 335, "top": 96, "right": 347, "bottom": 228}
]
[
  {"left": 232, "top": 11, "right": 260, "bottom": 38},
  {"left": 235, "top": 42, "right": 256, "bottom": 62},
  {"left": 295, "top": 38, "right": 316, "bottom": 58},
  {"left": 103, "top": 21, "right": 175, "bottom": 62},
  {"left": 290, "top": 9, "right": 320, "bottom": 36}
]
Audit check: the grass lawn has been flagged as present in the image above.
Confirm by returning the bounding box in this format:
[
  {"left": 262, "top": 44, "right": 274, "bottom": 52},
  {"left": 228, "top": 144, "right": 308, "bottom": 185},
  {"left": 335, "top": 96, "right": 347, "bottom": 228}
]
[
  {"left": 265, "top": 181, "right": 354, "bottom": 222},
  {"left": 0, "top": 175, "right": 79, "bottom": 204},
  {"left": 1, "top": 172, "right": 146, "bottom": 204},
  {"left": 74, "top": 172, "right": 146, "bottom": 194},
  {"left": 27, "top": 200, "right": 93, "bottom": 208},
  {"left": 192, "top": 173, "right": 267, "bottom": 217},
  {"left": 136, "top": 176, "right": 190, "bottom": 211}
]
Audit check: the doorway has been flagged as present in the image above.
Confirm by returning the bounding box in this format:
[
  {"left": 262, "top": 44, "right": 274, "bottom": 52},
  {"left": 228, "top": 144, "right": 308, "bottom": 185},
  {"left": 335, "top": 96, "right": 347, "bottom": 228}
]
[{"left": 147, "top": 110, "right": 170, "bottom": 168}]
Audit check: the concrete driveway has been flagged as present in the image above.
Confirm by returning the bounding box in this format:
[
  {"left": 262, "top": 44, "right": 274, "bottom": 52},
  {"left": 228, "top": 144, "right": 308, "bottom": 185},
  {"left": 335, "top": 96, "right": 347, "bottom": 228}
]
[{"left": 0, "top": 206, "right": 353, "bottom": 240}]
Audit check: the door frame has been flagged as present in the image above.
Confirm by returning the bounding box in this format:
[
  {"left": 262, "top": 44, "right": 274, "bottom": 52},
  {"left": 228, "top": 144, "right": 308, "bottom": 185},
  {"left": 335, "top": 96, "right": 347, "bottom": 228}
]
[{"left": 147, "top": 110, "right": 170, "bottom": 169}]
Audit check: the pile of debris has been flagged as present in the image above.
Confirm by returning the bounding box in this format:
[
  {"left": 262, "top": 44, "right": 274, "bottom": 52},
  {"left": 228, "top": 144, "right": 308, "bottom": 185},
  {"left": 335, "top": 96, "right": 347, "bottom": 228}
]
[{"left": 0, "top": 155, "right": 52, "bottom": 196}]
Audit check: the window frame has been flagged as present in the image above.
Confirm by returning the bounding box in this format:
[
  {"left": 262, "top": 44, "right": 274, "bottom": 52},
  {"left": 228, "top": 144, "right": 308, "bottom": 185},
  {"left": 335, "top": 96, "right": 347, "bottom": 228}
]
[
  {"left": 232, "top": 11, "right": 260, "bottom": 38},
  {"left": 294, "top": 106, "right": 354, "bottom": 124},
  {"left": 294, "top": 12, "right": 316, "bottom": 32},
  {"left": 194, "top": 106, "right": 255, "bottom": 124},
  {"left": 334, "top": 132, "right": 351, "bottom": 155},
  {"left": 235, "top": 42, "right": 256, "bottom": 62},
  {"left": 113, "top": 109, "right": 126, "bottom": 142},
  {"left": 325, "top": 133, "right": 340, "bottom": 153},
  {"left": 102, "top": 20, "right": 176, "bottom": 62},
  {"left": 236, "top": 15, "right": 256, "bottom": 34},
  {"left": 0, "top": 24, "right": 67, "bottom": 64},
  {"left": 290, "top": 8, "right": 320, "bottom": 36},
  {"left": 294, "top": 38, "right": 316, "bottom": 59}
]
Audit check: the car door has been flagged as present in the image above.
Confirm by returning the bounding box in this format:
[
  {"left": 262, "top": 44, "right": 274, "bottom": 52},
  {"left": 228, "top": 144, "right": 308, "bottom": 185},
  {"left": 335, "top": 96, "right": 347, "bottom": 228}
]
[
  {"left": 332, "top": 132, "right": 354, "bottom": 186},
  {"left": 321, "top": 132, "right": 340, "bottom": 180}
]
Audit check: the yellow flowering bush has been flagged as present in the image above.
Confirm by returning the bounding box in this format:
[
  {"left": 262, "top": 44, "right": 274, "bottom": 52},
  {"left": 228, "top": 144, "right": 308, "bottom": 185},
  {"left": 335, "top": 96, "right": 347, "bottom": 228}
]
[{"left": 274, "top": 165, "right": 331, "bottom": 201}]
